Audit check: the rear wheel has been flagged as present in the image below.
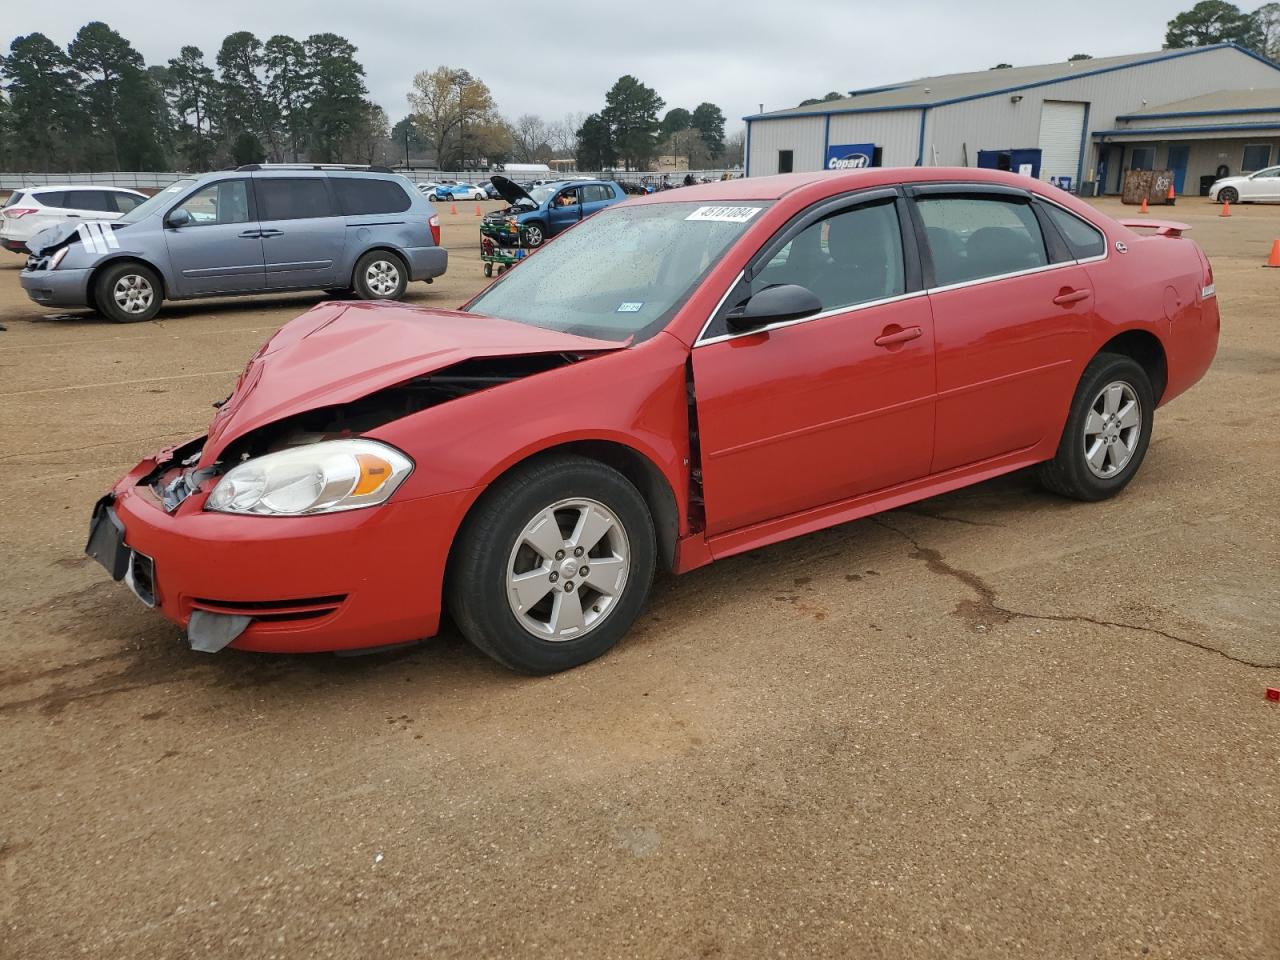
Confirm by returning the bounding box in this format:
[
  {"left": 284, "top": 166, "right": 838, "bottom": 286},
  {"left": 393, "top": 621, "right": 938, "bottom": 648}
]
[
  {"left": 353, "top": 250, "right": 408, "bottom": 300},
  {"left": 447, "top": 455, "right": 657, "bottom": 674},
  {"left": 1219, "top": 187, "right": 1239, "bottom": 204},
  {"left": 1036, "top": 352, "right": 1154, "bottom": 501},
  {"left": 95, "top": 262, "right": 161, "bottom": 323}
]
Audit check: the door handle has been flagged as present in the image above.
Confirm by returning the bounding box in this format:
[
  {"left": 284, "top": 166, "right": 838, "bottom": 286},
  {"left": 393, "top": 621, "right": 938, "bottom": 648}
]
[
  {"left": 1052, "top": 288, "right": 1091, "bottom": 306},
  {"left": 258, "top": 229, "right": 283, "bottom": 238},
  {"left": 238, "top": 230, "right": 262, "bottom": 239},
  {"left": 874, "top": 325, "right": 923, "bottom": 347}
]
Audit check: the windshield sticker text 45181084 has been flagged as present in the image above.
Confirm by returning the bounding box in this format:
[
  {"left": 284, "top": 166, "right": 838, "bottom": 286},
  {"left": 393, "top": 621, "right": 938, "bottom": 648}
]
[{"left": 685, "top": 206, "right": 762, "bottom": 224}]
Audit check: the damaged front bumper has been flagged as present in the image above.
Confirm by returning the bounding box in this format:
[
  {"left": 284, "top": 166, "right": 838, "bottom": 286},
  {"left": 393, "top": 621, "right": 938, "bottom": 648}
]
[
  {"left": 86, "top": 444, "right": 478, "bottom": 654},
  {"left": 20, "top": 266, "right": 92, "bottom": 308}
]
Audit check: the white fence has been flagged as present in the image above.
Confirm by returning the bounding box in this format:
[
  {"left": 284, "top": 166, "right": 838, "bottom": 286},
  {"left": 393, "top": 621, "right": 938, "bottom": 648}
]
[{"left": 0, "top": 168, "right": 741, "bottom": 191}]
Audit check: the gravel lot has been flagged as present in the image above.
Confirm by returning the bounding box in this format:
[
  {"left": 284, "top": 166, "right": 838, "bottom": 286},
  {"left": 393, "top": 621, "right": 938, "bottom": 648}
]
[{"left": 1, "top": 196, "right": 1278, "bottom": 959}]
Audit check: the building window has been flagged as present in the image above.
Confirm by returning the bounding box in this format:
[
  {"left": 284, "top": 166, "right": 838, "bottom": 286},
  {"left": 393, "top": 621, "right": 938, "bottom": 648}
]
[
  {"left": 1130, "top": 148, "right": 1154, "bottom": 171},
  {"left": 1242, "top": 144, "right": 1272, "bottom": 172},
  {"left": 778, "top": 150, "right": 794, "bottom": 174}
]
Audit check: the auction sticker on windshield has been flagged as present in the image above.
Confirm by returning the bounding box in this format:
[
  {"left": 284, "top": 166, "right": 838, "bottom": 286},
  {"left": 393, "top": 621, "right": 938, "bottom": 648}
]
[{"left": 685, "top": 206, "right": 762, "bottom": 223}]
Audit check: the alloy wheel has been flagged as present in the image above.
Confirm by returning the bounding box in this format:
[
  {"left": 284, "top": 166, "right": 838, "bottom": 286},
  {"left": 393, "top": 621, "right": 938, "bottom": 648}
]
[
  {"left": 1083, "top": 380, "right": 1141, "bottom": 478},
  {"left": 365, "top": 260, "right": 400, "bottom": 297},
  {"left": 505, "top": 498, "right": 630, "bottom": 641}
]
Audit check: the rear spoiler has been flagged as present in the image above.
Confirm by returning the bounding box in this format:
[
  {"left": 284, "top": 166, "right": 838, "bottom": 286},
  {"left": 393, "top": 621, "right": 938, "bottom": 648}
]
[{"left": 1117, "top": 219, "right": 1191, "bottom": 238}]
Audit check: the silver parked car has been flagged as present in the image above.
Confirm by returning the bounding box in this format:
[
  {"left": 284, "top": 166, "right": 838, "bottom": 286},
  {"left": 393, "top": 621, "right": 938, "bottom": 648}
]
[{"left": 19, "top": 164, "right": 447, "bottom": 323}]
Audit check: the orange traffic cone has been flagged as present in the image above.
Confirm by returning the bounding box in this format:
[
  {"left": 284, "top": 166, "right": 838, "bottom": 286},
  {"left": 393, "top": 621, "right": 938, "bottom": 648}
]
[
  {"left": 1265, "top": 239, "right": 1280, "bottom": 268},
  {"left": 450, "top": 201, "right": 457, "bottom": 216},
  {"left": 1166, "top": 182, "right": 1176, "bottom": 206},
  {"left": 474, "top": 204, "right": 482, "bottom": 217},
  {"left": 1220, "top": 199, "right": 1231, "bottom": 217},
  {"left": 1139, "top": 197, "right": 1149, "bottom": 214}
]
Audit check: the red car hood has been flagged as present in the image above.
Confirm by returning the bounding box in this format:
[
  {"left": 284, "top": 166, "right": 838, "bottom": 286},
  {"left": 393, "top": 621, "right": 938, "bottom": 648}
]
[{"left": 203, "top": 301, "right": 623, "bottom": 458}]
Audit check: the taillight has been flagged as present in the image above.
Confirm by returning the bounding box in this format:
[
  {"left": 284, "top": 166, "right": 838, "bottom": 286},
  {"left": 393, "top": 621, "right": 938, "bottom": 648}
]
[
  {"left": 3, "top": 208, "right": 37, "bottom": 219},
  {"left": 1198, "top": 247, "right": 1215, "bottom": 299},
  {"left": 429, "top": 215, "right": 441, "bottom": 247}
]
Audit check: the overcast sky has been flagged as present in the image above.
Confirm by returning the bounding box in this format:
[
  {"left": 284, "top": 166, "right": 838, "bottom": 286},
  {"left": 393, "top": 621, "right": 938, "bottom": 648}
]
[{"left": 19, "top": 1, "right": 1200, "bottom": 129}]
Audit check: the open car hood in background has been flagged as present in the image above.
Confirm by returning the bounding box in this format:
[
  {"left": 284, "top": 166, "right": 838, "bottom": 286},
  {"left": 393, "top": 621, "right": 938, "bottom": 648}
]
[
  {"left": 489, "top": 175, "right": 536, "bottom": 209},
  {"left": 202, "top": 301, "right": 623, "bottom": 459}
]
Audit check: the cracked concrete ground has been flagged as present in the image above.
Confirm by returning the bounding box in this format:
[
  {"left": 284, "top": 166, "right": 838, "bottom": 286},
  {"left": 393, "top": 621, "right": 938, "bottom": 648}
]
[{"left": 1, "top": 198, "right": 1278, "bottom": 959}]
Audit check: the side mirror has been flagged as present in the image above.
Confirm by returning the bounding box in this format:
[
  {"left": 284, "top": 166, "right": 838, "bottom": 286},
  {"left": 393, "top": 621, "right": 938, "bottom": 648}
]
[
  {"left": 166, "top": 208, "right": 192, "bottom": 228},
  {"left": 725, "top": 284, "right": 823, "bottom": 332}
]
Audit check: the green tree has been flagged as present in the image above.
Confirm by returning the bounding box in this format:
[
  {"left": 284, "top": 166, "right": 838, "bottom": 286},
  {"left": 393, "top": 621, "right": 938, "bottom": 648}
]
[
  {"left": 68, "top": 22, "right": 165, "bottom": 169},
  {"left": 691, "top": 102, "right": 726, "bottom": 161},
  {"left": 1068, "top": 53, "right": 1094, "bottom": 60},
  {"left": 798, "top": 91, "right": 844, "bottom": 106},
  {"left": 0, "top": 92, "right": 14, "bottom": 169},
  {"left": 990, "top": 63, "right": 1013, "bottom": 69},
  {"left": 391, "top": 114, "right": 422, "bottom": 166},
  {"left": 602, "top": 75, "right": 663, "bottom": 170},
  {"left": 1164, "top": 0, "right": 1262, "bottom": 48},
  {"left": 1, "top": 33, "right": 85, "bottom": 170},
  {"left": 302, "top": 33, "right": 367, "bottom": 162},
  {"left": 263, "top": 36, "right": 310, "bottom": 162},
  {"left": 661, "top": 107, "right": 692, "bottom": 138},
  {"left": 407, "top": 66, "right": 499, "bottom": 168},
  {"left": 575, "top": 112, "right": 615, "bottom": 170},
  {"left": 1255, "top": 2, "right": 1280, "bottom": 58},
  {"left": 166, "top": 46, "right": 220, "bottom": 169},
  {"left": 217, "top": 31, "right": 279, "bottom": 161}
]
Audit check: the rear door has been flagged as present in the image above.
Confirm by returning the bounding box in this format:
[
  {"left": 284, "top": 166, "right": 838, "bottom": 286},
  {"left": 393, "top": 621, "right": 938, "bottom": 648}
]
[
  {"left": 692, "top": 191, "right": 936, "bottom": 536},
  {"left": 909, "top": 185, "right": 1092, "bottom": 473},
  {"left": 579, "top": 183, "right": 614, "bottom": 218},
  {"left": 252, "top": 176, "right": 346, "bottom": 289},
  {"left": 162, "top": 178, "right": 266, "bottom": 296}
]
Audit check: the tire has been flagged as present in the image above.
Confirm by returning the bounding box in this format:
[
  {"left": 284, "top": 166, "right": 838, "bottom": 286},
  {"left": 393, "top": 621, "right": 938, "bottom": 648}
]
[
  {"left": 522, "top": 221, "right": 547, "bottom": 248},
  {"left": 447, "top": 455, "right": 657, "bottom": 674},
  {"left": 474, "top": 191, "right": 485, "bottom": 201},
  {"left": 353, "top": 250, "right": 408, "bottom": 301},
  {"left": 1036, "top": 352, "right": 1155, "bottom": 501},
  {"left": 1219, "top": 187, "right": 1239, "bottom": 204},
  {"left": 94, "top": 261, "right": 162, "bottom": 323},
  {"left": 483, "top": 262, "right": 493, "bottom": 278}
]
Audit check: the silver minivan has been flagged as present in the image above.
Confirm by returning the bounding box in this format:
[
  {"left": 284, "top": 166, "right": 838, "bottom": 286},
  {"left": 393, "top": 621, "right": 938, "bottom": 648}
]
[{"left": 19, "top": 164, "right": 447, "bottom": 323}]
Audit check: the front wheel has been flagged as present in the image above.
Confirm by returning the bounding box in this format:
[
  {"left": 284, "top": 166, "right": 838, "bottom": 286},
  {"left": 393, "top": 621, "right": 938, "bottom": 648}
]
[
  {"left": 447, "top": 455, "right": 657, "bottom": 674},
  {"left": 1219, "top": 187, "right": 1239, "bottom": 204},
  {"left": 353, "top": 250, "right": 408, "bottom": 300},
  {"left": 95, "top": 261, "right": 162, "bottom": 323},
  {"left": 522, "top": 221, "right": 546, "bottom": 248},
  {"left": 1036, "top": 352, "right": 1154, "bottom": 501}
]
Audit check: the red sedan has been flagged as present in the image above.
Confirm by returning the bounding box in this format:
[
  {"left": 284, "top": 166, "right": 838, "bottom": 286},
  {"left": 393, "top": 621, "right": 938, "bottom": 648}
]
[{"left": 86, "top": 169, "right": 1219, "bottom": 673}]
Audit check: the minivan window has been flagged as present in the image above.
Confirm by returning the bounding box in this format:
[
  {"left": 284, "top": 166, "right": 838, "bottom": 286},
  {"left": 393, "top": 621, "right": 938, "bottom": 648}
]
[
  {"left": 172, "top": 180, "right": 251, "bottom": 226},
  {"left": 916, "top": 196, "right": 1048, "bottom": 287},
  {"left": 331, "top": 177, "right": 412, "bottom": 215},
  {"left": 1041, "top": 202, "right": 1106, "bottom": 260},
  {"left": 257, "top": 178, "right": 333, "bottom": 220},
  {"left": 758, "top": 200, "right": 905, "bottom": 311}
]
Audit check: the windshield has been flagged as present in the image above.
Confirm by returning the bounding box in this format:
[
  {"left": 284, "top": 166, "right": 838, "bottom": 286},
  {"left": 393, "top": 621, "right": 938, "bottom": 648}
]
[
  {"left": 118, "top": 179, "right": 195, "bottom": 224},
  {"left": 528, "top": 185, "right": 559, "bottom": 204},
  {"left": 467, "top": 200, "right": 768, "bottom": 342}
]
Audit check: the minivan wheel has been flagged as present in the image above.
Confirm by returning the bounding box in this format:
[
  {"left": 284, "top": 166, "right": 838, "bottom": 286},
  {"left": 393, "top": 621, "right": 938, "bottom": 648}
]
[
  {"left": 522, "top": 222, "right": 546, "bottom": 247},
  {"left": 1036, "top": 352, "right": 1154, "bottom": 501},
  {"left": 353, "top": 251, "right": 408, "bottom": 300},
  {"left": 95, "top": 262, "right": 162, "bottom": 323},
  {"left": 447, "top": 455, "right": 657, "bottom": 674}
]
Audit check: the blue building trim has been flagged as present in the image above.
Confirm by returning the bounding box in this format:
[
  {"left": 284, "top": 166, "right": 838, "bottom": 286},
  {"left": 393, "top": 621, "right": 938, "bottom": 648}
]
[
  {"left": 916, "top": 108, "right": 929, "bottom": 165},
  {"left": 822, "top": 114, "right": 831, "bottom": 164},
  {"left": 1075, "top": 101, "right": 1091, "bottom": 188},
  {"left": 741, "top": 43, "right": 1280, "bottom": 123},
  {"left": 1116, "top": 105, "right": 1280, "bottom": 121},
  {"left": 744, "top": 121, "right": 751, "bottom": 177},
  {"left": 1093, "top": 121, "right": 1280, "bottom": 137}
]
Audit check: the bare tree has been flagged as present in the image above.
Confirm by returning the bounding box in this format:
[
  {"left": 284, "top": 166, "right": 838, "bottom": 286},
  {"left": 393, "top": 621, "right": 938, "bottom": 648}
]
[{"left": 512, "top": 113, "right": 551, "bottom": 162}]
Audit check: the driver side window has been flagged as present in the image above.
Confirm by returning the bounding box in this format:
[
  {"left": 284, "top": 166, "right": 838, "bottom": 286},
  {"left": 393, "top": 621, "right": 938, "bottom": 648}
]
[
  {"left": 172, "top": 180, "right": 251, "bottom": 226},
  {"left": 756, "top": 201, "right": 906, "bottom": 312},
  {"left": 555, "top": 188, "right": 581, "bottom": 207}
]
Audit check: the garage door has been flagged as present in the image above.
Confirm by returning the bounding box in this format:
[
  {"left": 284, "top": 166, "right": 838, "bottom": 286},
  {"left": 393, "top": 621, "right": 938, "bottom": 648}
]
[{"left": 1038, "top": 101, "right": 1086, "bottom": 184}]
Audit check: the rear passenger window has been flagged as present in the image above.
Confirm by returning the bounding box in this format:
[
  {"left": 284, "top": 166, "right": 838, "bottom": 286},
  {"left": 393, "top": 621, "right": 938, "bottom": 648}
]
[
  {"left": 758, "top": 200, "right": 905, "bottom": 311},
  {"left": 1041, "top": 202, "right": 1106, "bottom": 260},
  {"left": 69, "top": 191, "right": 117, "bottom": 212},
  {"left": 582, "top": 184, "right": 612, "bottom": 202},
  {"left": 257, "top": 179, "right": 334, "bottom": 220},
  {"left": 916, "top": 196, "right": 1047, "bottom": 286},
  {"left": 332, "top": 178, "right": 412, "bottom": 215}
]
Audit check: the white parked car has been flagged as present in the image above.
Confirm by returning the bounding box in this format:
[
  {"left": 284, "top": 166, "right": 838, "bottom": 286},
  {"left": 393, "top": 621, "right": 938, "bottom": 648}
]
[
  {"left": 1, "top": 185, "right": 148, "bottom": 254},
  {"left": 1208, "top": 165, "right": 1280, "bottom": 204}
]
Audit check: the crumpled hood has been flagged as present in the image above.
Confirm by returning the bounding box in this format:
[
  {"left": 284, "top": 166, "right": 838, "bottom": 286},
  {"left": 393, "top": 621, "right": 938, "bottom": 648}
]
[
  {"left": 28, "top": 219, "right": 123, "bottom": 256},
  {"left": 203, "top": 300, "right": 623, "bottom": 460}
]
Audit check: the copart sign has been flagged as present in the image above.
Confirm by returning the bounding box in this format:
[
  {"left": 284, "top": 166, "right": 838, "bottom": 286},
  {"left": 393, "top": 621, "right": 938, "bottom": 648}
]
[{"left": 826, "top": 143, "right": 875, "bottom": 170}]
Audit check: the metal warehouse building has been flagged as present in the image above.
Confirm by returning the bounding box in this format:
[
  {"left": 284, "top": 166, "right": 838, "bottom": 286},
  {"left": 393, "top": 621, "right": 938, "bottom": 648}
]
[{"left": 745, "top": 43, "right": 1280, "bottom": 196}]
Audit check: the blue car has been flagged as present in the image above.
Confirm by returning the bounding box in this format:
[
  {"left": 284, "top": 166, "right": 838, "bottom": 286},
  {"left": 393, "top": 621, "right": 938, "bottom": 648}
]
[
  {"left": 486, "top": 177, "right": 627, "bottom": 247},
  {"left": 435, "top": 182, "right": 488, "bottom": 202},
  {"left": 19, "top": 164, "right": 447, "bottom": 323}
]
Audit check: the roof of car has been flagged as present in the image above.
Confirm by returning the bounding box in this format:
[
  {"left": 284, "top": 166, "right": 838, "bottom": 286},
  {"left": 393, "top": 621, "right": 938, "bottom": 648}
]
[{"left": 31, "top": 184, "right": 145, "bottom": 193}]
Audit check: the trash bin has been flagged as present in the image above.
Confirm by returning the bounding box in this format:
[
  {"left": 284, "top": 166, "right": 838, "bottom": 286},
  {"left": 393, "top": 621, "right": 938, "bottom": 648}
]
[{"left": 1199, "top": 175, "right": 1216, "bottom": 197}]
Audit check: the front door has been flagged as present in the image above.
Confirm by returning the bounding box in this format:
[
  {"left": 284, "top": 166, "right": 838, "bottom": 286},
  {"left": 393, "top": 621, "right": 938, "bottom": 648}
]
[
  {"left": 910, "top": 187, "right": 1091, "bottom": 472},
  {"left": 692, "top": 195, "right": 936, "bottom": 536},
  {"left": 162, "top": 179, "right": 266, "bottom": 297},
  {"left": 547, "top": 187, "right": 583, "bottom": 237},
  {"left": 1167, "top": 144, "right": 1190, "bottom": 195},
  {"left": 252, "top": 176, "right": 347, "bottom": 290}
]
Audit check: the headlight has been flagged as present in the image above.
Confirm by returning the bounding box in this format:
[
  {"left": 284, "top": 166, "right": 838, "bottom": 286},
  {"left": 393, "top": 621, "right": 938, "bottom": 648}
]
[
  {"left": 205, "top": 439, "right": 413, "bottom": 516},
  {"left": 49, "top": 247, "right": 71, "bottom": 269}
]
